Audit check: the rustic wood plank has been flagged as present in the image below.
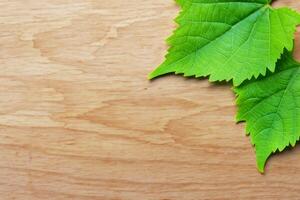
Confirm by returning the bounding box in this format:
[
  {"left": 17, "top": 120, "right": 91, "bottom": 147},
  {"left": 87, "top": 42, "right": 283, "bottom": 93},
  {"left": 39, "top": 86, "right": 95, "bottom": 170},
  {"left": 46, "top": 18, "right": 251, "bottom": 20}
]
[{"left": 0, "top": 0, "right": 299, "bottom": 199}]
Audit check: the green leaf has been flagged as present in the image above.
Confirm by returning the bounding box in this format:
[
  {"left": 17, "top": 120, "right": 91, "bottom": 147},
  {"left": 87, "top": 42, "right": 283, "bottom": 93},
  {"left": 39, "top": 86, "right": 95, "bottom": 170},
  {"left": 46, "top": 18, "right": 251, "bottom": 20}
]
[
  {"left": 235, "top": 52, "right": 300, "bottom": 172},
  {"left": 149, "top": 0, "right": 300, "bottom": 86}
]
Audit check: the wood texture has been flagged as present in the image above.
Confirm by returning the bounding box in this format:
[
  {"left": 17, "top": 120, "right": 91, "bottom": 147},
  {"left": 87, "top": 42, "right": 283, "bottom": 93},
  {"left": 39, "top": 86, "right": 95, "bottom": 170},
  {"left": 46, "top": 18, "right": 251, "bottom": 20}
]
[{"left": 0, "top": 0, "right": 300, "bottom": 199}]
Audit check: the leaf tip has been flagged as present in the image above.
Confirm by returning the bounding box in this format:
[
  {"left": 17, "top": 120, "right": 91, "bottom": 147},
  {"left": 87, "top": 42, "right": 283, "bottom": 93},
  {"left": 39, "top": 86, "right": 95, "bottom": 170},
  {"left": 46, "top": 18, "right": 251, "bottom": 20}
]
[
  {"left": 256, "top": 150, "right": 272, "bottom": 174},
  {"left": 148, "top": 66, "right": 165, "bottom": 80},
  {"left": 257, "top": 162, "right": 266, "bottom": 174},
  {"left": 148, "top": 71, "right": 156, "bottom": 80}
]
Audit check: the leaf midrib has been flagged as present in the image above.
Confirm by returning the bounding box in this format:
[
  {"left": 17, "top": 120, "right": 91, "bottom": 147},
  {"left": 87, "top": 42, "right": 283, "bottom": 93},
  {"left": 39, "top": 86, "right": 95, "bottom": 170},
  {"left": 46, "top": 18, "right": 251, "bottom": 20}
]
[
  {"left": 150, "top": 5, "right": 269, "bottom": 79},
  {"left": 252, "top": 68, "right": 299, "bottom": 142},
  {"left": 239, "top": 65, "right": 300, "bottom": 127}
]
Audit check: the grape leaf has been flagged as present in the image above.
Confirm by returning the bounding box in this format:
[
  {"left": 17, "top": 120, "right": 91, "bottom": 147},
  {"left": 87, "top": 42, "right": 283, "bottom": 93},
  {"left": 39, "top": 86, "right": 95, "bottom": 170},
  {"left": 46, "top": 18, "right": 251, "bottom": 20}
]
[
  {"left": 235, "top": 52, "right": 300, "bottom": 172},
  {"left": 149, "top": 0, "right": 300, "bottom": 86}
]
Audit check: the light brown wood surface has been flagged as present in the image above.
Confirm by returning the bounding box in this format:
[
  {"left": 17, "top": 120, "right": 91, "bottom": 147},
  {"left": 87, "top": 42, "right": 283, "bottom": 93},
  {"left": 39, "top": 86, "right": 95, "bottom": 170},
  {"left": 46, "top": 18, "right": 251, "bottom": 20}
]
[{"left": 0, "top": 0, "right": 300, "bottom": 199}]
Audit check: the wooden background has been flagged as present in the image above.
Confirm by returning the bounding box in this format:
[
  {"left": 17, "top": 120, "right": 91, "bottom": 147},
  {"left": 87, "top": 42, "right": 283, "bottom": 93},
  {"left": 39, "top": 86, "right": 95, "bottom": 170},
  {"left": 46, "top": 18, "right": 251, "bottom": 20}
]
[{"left": 0, "top": 0, "right": 300, "bottom": 199}]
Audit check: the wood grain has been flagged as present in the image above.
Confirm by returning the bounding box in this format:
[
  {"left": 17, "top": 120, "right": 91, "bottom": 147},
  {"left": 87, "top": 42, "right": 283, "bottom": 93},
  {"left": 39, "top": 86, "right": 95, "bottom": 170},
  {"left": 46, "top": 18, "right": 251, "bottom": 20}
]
[{"left": 0, "top": 0, "right": 300, "bottom": 199}]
